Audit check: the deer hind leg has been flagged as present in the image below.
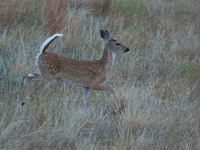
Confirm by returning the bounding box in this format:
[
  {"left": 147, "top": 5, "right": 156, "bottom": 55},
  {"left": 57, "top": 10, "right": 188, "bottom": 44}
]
[
  {"left": 82, "top": 87, "right": 91, "bottom": 106},
  {"left": 90, "top": 82, "right": 120, "bottom": 110},
  {"left": 22, "top": 73, "right": 42, "bottom": 105},
  {"left": 22, "top": 73, "right": 53, "bottom": 105},
  {"left": 27, "top": 73, "right": 42, "bottom": 92}
]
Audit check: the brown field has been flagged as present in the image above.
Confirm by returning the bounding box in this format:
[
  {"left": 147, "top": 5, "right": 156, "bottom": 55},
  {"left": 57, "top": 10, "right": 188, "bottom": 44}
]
[{"left": 0, "top": 0, "right": 200, "bottom": 149}]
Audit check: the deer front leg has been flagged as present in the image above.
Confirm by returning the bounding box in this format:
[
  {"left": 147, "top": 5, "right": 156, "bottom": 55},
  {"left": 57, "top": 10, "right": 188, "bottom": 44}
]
[
  {"left": 90, "top": 81, "right": 120, "bottom": 111},
  {"left": 82, "top": 87, "right": 91, "bottom": 106}
]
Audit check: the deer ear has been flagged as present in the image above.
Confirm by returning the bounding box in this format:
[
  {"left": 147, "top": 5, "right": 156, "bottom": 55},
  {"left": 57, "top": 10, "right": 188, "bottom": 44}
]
[
  {"left": 100, "top": 29, "right": 105, "bottom": 39},
  {"left": 100, "top": 29, "right": 110, "bottom": 42}
]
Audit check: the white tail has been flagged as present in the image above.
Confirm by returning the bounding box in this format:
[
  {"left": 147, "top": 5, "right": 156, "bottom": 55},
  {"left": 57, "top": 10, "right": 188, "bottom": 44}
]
[{"left": 23, "top": 30, "right": 129, "bottom": 111}]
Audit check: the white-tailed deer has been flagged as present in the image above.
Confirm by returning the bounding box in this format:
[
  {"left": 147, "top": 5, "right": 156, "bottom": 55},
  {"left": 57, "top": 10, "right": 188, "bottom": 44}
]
[{"left": 23, "top": 29, "right": 129, "bottom": 111}]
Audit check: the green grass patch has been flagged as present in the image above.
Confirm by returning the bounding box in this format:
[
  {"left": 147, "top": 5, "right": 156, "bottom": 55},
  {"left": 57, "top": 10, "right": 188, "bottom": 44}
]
[{"left": 113, "top": 0, "right": 142, "bottom": 16}]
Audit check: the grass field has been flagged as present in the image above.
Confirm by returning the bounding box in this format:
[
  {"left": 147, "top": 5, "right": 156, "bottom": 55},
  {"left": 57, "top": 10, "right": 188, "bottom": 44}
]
[{"left": 0, "top": 0, "right": 200, "bottom": 149}]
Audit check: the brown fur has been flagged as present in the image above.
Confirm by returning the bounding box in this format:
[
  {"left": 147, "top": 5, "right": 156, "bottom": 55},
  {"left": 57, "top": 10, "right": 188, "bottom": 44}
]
[{"left": 24, "top": 30, "right": 129, "bottom": 111}]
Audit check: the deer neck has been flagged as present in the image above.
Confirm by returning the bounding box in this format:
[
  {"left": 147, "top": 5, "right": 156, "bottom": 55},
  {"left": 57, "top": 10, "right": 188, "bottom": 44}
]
[{"left": 100, "top": 46, "right": 116, "bottom": 70}]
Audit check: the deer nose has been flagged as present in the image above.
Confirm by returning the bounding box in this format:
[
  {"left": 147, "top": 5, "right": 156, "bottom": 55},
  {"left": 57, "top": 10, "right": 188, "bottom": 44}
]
[{"left": 124, "top": 48, "right": 129, "bottom": 52}]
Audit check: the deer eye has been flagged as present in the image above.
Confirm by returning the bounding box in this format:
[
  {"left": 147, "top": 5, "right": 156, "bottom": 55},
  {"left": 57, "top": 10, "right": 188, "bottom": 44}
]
[{"left": 116, "top": 43, "right": 120, "bottom": 46}]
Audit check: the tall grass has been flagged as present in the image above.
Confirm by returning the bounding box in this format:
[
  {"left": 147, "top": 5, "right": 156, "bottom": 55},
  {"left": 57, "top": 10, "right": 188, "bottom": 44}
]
[{"left": 0, "top": 0, "right": 200, "bottom": 149}]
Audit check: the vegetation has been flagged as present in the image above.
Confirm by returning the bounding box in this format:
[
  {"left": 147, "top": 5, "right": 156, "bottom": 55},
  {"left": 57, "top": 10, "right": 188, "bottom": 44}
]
[{"left": 0, "top": 0, "right": 200, "bottom": 149}]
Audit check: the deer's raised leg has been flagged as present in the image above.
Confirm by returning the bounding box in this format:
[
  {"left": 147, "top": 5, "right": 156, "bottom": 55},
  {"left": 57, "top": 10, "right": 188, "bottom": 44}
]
[
  {"left": 90, "top": 81, "right": 120, "bottom": 111},
  {"left": 22, "top": 73, "right": 53, "bottom": 105}
]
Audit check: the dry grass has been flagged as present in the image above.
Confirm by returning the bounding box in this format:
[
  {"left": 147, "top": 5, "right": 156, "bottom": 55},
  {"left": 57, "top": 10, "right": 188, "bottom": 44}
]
[{"left": 0, "top": 0, "right": 200, "bottom": 149}]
